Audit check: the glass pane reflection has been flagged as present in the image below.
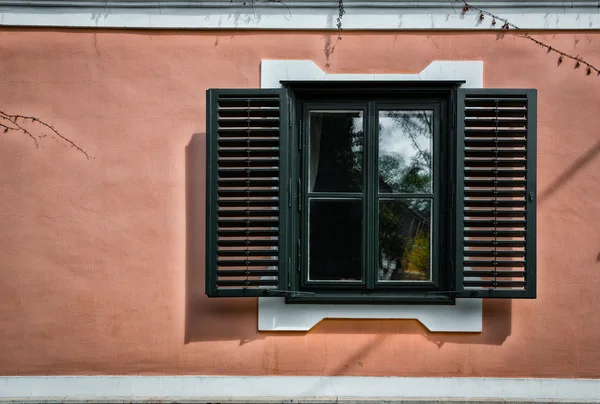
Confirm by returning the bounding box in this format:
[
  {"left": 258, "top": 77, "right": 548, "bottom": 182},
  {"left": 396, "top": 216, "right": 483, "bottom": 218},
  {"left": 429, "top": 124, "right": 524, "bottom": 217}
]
[
  {"left": 378, "top": 199, "right": 431, "bottom": 281},
  {"left": 309, "top": 200, "right": 362, "bottom": 281},
  {"left": 378, "top": 110, "right": 433, "bottom": 193},
  {"left": 309, "top": 111, "right": 363, "bottom": 193}
]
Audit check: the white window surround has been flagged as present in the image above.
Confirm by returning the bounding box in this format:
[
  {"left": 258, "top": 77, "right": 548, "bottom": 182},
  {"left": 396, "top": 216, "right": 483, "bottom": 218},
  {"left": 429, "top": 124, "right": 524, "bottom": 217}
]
[
  {"left": 1, "top": 1, "right": 600, "bottom": 29},
  {"left": 258, "top": 59, "right": 483, "bottom": 333}
]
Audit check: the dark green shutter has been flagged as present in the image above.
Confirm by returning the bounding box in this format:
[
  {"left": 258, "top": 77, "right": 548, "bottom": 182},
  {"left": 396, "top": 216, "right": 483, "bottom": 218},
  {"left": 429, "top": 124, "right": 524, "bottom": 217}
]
[
  {"left": 206, "top": 89, "right": 290, "bottom": 297},
  {"left": 455, "top": 89, "right": 536, "bottom": 298}
]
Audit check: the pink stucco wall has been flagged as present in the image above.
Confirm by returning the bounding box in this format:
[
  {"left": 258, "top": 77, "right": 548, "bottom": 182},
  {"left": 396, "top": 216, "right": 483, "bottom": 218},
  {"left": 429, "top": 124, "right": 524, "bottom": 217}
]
[{"left": 1, "top": 29, "right": 600, "bottom": 377}]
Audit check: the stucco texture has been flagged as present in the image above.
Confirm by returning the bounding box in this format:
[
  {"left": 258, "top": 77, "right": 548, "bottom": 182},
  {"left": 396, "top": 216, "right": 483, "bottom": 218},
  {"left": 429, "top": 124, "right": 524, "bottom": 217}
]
[{"left": 1, "top": 29, "right": 600, "bottom": 377}]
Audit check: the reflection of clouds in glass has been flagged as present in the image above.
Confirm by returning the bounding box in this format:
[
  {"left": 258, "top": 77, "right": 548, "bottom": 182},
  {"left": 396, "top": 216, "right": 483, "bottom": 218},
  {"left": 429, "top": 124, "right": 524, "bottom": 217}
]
[
  {"left": 351, "top": 116, "right": 362, "bottom": 153},
  {"left": 378, "top": 110, "right": 433, "bottom": 193},
  {"left": 379, "top": 111, "right": 431, "bottom": 162},
  {"left": 352, "top": 117, "right": 362, "bottom": 133}
]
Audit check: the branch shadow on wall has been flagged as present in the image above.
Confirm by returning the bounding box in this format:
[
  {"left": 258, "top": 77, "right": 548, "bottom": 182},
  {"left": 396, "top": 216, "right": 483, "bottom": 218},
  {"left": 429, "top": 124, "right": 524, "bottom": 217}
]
[
  {"left": 538, "top": 139, "right": 600, "bottom": 205},
  {"left": 185, "top": 132, "right": 266, "bottom": 344},
  {"left": 308, "top": 299, "right": 511, "bottom": 348}
]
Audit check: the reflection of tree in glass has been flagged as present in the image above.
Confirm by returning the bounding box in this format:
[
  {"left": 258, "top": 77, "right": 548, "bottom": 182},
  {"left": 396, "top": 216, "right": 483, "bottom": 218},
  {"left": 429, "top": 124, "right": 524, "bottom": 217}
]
[
  {"left": 378, "top": 111, "right": 432, "bottom": 280},
  {"left": 379, "top": 200, "right": 430, "bottom": 281},
  {"left": 378, "top": 111, "right": 432, "bottom": 195}
]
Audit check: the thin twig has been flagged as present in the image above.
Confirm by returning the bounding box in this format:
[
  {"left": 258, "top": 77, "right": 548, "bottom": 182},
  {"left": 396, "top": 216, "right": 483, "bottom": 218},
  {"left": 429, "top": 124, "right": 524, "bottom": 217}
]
[
  {"left": 0, "top": 113, "right": 39, "bottom": 147},
  {"left": 0, "top": 121, "right": 19, "bottom": 132},
  {"left": 0, "top": 110, "right": 91, "bottom": 159},
  {"left": 459, "top": 0, "right": 600, "bottom": 75},
  {"left": 336, "top": 0, "right": 345, "bottom": 40}
]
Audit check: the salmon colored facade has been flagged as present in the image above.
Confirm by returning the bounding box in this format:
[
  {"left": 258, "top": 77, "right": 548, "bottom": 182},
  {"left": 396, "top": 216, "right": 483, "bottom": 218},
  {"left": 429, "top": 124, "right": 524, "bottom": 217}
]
[{"left": 1, "top": 26, "right": 600, "bottom": 385}]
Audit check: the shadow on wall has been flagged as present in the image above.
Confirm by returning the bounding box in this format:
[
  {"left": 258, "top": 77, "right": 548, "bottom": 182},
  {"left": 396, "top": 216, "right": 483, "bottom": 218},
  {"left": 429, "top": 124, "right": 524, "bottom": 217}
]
[
  {"left": 306, "top": 299, "right": 512, "bottom": 348},
  {"left": 184, "top": 133, "right": 511, "bottom": 346},
  {"left": 538, "top": 139, "right": 600, "bottom": 205},
  {"left": 185, "top": 133, "right": 265, "bottom": 344}
]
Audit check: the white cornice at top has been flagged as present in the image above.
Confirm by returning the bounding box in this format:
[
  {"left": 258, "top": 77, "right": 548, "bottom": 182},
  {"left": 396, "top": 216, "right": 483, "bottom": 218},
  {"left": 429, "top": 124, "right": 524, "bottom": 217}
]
[{"left": 1, "top": 0, "right": 600, "bottom": 29}]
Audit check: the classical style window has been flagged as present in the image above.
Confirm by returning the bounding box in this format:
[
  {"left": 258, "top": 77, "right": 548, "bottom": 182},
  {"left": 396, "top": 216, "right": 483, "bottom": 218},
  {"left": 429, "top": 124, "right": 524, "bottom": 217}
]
[{"left": 205, "top": 82, "right": 537, "bottom": 304}]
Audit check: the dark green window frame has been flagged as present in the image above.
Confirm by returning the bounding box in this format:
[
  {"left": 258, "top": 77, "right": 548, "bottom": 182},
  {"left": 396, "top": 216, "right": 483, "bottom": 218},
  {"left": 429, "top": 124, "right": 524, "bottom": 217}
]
[
  {"left": 287, "top": 83, "right": 454, "bottom": 303},
  {"left": 205, "top": 83, "right": 537, "bottom": 304}
]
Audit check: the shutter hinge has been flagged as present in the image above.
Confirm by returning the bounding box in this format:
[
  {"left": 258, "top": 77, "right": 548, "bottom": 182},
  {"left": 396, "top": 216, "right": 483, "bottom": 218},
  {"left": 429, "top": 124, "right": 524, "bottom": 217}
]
[
  {"left": 288, "top": 258, "right": 292, "bottom": 289},
  {"left": 298, "top": 118, "right": 302, "bottom": 151},
  {"left": 297, "top": 239, "right": 301, "bottom": 272},
  {"left": 288, "top": 98, "right": 293, "bottom": 128},
  {"left": 288, "top": 178, "right": 293, "bottom": 208},
  {"left": 451, "top": 180, "right": 456, "bottom": 209},
  {"left": 298, "top": 178, "right": 302, "bottom": 211}
]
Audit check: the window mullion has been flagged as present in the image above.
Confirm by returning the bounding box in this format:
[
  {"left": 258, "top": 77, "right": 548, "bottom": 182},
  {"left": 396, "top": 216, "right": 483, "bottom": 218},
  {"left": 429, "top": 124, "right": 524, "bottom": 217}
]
[{"left": 366, "top": 101, "right": 377, "bottom": 290}]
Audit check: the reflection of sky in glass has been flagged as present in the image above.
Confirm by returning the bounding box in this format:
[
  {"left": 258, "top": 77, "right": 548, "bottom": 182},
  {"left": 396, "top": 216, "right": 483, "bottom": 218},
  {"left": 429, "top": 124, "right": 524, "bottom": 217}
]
[
  {"left": 379, "top": 111, "right": 431, "bottom": 161},
  {"left": 351, "top": 116, "right": 363, "bottom": 153},
  {"left": 378, "top": 110, "right": 433, "bottom": 193}
]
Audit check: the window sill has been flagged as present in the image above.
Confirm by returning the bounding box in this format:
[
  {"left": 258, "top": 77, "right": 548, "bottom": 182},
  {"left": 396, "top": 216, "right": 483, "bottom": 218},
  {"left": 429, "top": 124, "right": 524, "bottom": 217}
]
[{"left": 258, "top": 296, "right": 482, "bottom": 332}]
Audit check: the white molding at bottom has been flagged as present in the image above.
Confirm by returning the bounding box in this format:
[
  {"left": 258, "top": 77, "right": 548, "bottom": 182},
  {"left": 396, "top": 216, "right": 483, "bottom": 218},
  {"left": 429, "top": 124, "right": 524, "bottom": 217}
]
[
  {"left": 258, "top": 59, "right": 483, "bottom": 333},
  {"left": 2, "top": 376, "right": 600, "bottom": 401}
]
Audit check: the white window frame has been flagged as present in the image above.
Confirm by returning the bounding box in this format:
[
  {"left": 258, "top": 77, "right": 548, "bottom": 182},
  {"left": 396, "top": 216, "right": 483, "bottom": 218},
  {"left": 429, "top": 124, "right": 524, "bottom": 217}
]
[{"left": 258, "top": 59, "right": 484, "bottom": 332}]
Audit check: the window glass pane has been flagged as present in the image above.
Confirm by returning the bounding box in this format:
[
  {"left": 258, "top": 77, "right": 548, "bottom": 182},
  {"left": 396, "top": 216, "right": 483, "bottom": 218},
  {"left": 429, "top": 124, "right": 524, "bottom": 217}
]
[
  {"left": 309, "top": 200, "right": 362, "bottom": 281},
  {"left": 379, "top": 110, "right": 433, "bottom": 193},
  {"left": 309, "top": 111, "right": 363, "bottom": 193},
  {"left": 378, "top": 199, "right": 431, "bottom": 281}
]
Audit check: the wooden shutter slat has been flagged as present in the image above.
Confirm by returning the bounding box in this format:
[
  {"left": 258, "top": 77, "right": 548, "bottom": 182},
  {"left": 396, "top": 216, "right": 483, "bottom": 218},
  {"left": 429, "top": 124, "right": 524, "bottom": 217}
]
[
  {"left": 463, "top": 230, "right": 526, "bottom": 237},
  {"left": 464, "top": 179, "right": 526, "bottom": 187},
  {"left": 206, "top": 89, "right": 289, "bottom": 297},
  {"left": 217, "top": 250, "right": 279, "bottom": 257},
  {"left": 218, "top": 229, "right": 279, "bottom": 237},
  {"left": 464, "top": 219, "right": 526, "bottom": 228},
  {"left": 464, "top": 158, "right": 526, "bottom": 167},
  {"left": 218, "top": 239, "right": 279, "bottom": 247},
  {"left": 217, "top": 199, "right": 279, "bottom": 207},
  {"left": 465, "top": 150, "right": 526, "bottom": 158},
  {"left": 218, "top": 178, "right": 279, "bottom": 187},
  {"left": 217, "top": 279, "right": 279, "bottom": 287},
  {"left": 218, "top": 158, "right": 279, "bottom": 168},
  {"left": 464, "top": 240, "right": 526, "bottom": 248},
  {"left": 464, "top": 200, "right": 526, "bottom": 208},
  {"left": 463, "top": 280, "right": 526, "bottom": 288},
  {"left": 464, "top": 250, "right": 525, "bottom": 258},
  {"left": 218, "top": 209, "right": 279, "bottom": 217},
  {"left": 217, "top": 269, "right": 280, "bottom": 277},
  {"left": 464, "top": 209, "right": 526, "bottom": 218},
  {"left": 217, "top": 259, "right": 279, "bottom": 267},
  {"left": 456, "top": 89, "right": 537, "bottom": 299},
  {"left": 218, "top": 219, "right": 279, "bottom": 227},
  {"left": 465, "top": 270, "right": 526, "bottom": 277},
  {"left": 218, "top": 168, "right": 279, "bottom": 178},
  {"left": 464, "top": 260, "right": 526, "bottom": 267}
]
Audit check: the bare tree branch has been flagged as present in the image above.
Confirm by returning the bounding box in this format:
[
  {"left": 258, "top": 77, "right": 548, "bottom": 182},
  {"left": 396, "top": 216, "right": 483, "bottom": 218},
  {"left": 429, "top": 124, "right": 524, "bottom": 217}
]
[
  {"left": 459, "top": 0, "right": 600, "bottom": 75},
  {"left": 0, "top": 110, "right": 91, "bottom": 159}
]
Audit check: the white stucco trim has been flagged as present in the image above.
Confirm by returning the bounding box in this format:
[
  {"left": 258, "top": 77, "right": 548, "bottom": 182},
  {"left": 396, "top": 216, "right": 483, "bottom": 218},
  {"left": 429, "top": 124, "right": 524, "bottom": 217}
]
[
  {"left": 259, "top": 297, "right": 483, "bottom": 332},
  {"left": 258, "top": 59, "right": 483, "bottom": 332},
  {"left": 2, "top": 376, "right": 600, "bottom": 401},
  {"left": 1, "top": 2, "right": 600, "bottom": 30},
  {"left": 260, "top": 59, "right": 483, "bottom": 88}
]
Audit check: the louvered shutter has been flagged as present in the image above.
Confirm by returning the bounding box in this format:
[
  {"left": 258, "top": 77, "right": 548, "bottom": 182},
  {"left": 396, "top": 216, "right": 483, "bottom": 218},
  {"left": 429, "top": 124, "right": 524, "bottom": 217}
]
[
  {"left": 455, "top": 89, "right": 536, "bottom": 298},
  {"left": 206, "top": 89, "right": 290, "bottom": 297}
]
